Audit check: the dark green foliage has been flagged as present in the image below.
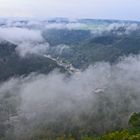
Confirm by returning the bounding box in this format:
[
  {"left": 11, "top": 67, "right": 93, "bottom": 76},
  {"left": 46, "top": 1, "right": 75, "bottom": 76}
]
[
  {"left": 42, "top": 29, "right": 92, "bottom": 46},
  {"left": 44, "top": 29, "right": 140, "bottom": 69},
  {"left": 129, "top": 113, "right": 140, "bottom": 127},
  {"left": 27, "top": 113, "right": 140, "bottom": 140},
  {"left": 0, "top": 41, "right": 65, "bottom": 81},
  {"left": 0, "top": 20, "right": 140, "bottom": 140}
]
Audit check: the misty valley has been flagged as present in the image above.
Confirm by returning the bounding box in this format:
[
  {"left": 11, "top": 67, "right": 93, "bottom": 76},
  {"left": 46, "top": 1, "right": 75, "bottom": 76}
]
[{"left": 0, "top": 18, "right": 140, "bottom": 140}]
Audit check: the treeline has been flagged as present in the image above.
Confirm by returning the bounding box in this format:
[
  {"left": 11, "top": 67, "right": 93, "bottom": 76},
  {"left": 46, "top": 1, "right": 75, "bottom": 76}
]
[{"left": 29, "top": 113, "right": 140, "bottom": 140}]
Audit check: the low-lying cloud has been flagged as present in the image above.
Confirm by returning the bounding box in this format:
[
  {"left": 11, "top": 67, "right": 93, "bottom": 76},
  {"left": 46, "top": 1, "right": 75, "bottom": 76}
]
[
  {"left": 1, "top": 54, "right": 140, "bottom": 137},
  {"left": 16, "top": 42, "right": 49, "bottom": 57},
  {"left": 0, "top": 27, "right": 43, "bottom": 44},
  {"left": 1, "top": 19, "right": 140, "bottom": 139},
  {"left": 91, "top": 23, "right": 140, "bottom": 36}
]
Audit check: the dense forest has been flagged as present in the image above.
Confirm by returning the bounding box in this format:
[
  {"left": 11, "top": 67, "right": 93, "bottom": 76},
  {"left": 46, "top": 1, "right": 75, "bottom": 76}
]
[{"left": 0, "top": 18, "right": 140, "bottom": 140}]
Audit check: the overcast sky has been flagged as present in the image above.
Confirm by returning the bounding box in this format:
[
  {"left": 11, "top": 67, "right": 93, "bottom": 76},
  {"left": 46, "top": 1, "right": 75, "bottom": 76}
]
[{"left": 0, "top": 0, "right": 140, "bottom": 21}]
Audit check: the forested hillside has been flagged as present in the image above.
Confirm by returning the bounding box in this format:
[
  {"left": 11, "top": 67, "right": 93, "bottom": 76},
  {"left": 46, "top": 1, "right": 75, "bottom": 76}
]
[{"left": 0, "top": 18, "right": 140, "bottom": 140}]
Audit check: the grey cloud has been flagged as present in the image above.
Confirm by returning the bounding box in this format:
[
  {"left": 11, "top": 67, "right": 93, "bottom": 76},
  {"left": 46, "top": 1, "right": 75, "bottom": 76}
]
[
  {"left": 1, "top": 54, "right": 140, "bottom": 135},
  {"left": 0, "top": 27, "right": 43, "bottom": 44},
  {"left": 16, "top": 42, "right": 49, "bottom": 57}
]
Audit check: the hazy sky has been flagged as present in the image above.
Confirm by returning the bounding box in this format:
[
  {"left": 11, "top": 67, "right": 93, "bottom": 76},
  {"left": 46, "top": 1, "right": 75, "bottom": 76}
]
[{"left": 0, "top": 0, "right": 140, "bottom": 21}]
